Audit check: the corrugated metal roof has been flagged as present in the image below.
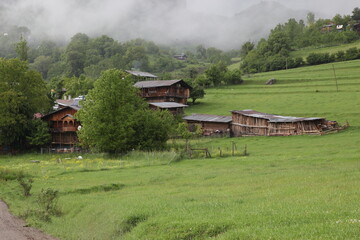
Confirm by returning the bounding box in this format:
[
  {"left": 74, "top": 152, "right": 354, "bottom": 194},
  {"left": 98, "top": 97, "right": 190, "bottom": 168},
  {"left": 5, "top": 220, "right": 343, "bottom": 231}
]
[
  {"left": 183, "top": 114, "right": 232, "bottom": 123},
  {"left": 134, "top": 79, "right": 192, "bottom": 89},
  {"left": 126, "top": 70, "right": 158, "bottom": 78},
  {"left": 56, "top": 99, "right": 73, "bottom": 106},
  {"left": 149, "top": 102, "right": 188, "bottom": 109},
  {"left": 231, "top": 110, "right": 324, "bottom": 123}
]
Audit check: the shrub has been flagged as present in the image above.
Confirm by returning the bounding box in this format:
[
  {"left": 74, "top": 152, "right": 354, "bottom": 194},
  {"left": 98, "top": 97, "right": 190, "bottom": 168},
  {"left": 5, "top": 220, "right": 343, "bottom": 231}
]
[
  {"left": 17, "top": 176, "right": 33, "bottom": 197},
  {"left": 345, "top": 47, "right": 359, "bottom": 60},
  {"left": 36, "top": 188, "right": 61, "bottom": 221}
]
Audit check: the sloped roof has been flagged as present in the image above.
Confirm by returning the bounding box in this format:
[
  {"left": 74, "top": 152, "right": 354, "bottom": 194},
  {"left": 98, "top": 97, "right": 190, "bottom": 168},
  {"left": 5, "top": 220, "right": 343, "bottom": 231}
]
[
  {"left": 56, "top": 99, "right": 73, "bottom": 106},
  {"left": 126, "top": 70, "right": 158, "bottom": 78},
  {"left": 42, "top": 105, "right": 80, "bottom": 120},
  {"left": 149, "top": 102, "right": 188, "bottom": 109},
  {"left": 134, "top": 80, "right": 192, "bottom": 89},
  {"left": 231, "top": 110, "right": 324, "bottom": 123},
  {"left": 183, "top": 114, "right": 232, "bottom": 123}
]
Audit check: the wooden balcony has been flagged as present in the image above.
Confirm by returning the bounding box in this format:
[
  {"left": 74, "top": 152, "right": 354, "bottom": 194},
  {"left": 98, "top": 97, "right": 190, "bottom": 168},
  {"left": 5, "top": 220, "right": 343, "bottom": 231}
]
[{"left": 50, "top": 126, "right": 77, "bottom": 132}]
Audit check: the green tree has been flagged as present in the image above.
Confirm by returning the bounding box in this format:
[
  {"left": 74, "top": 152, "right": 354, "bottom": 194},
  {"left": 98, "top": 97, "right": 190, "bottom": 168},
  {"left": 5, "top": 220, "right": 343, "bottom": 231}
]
[
  {"left": 351, "top": 7, "right": 360, "bottom": 21},
  {"left": 65, "top": 33, "right": 90, "bottom": 77},
  {"left": 307, "top": 12, "right": 315, "bottom": 26},
  {"left": 205, "top": 61, "right": 227, "bottom": 86},
  {"left": 0, "top": 58, "right": 49, "bottom": 149},
  {"left": 31, "top": 56, "right": 52, "bottom": 79},
  {"left": 77, "top": 69, "right": 173, "bottom": 153},
  {"left": 188, "top": 81, "right": 205, "bottom": 104},
  {"left": 240, "top": 41, "right": 255, "bottom": 57},
  {"left": 63, "top": 75, "right": 95, "bottom": 98},
  {"left": 26, "top": 119, "right": 51, "bottom": 148},
  {"left": 15, "top": 36, "right": 29, "bottom": 61}
]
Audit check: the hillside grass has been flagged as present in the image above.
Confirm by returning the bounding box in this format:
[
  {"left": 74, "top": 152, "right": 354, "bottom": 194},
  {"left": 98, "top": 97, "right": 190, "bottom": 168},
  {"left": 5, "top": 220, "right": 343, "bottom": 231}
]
[
  {"left": 290, "top": 40, "right": 360, "bottom": 59},
  {"left": 1, "top": 59, "right": 360, "bottom": 239}
]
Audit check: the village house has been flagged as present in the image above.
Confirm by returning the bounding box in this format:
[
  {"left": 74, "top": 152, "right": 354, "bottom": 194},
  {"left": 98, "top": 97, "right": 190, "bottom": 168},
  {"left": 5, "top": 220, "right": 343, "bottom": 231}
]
[
  {"left": 231, "top": 109, "right": 337, "bottom": 137},
  {"left": 321, "top": 23, "right": 335, "bottom": 32},
  {"left": 174, "top": 53, "right": 188, "bottom": 60},
  {"left": 134, "top": 79, "right": 192, "bottom": 105},
  {"left": 183, "top": 113, "right": 232, "bottom": 136},
  {"left": 41, "top": 99, "right": 81, "bottom": 151}
]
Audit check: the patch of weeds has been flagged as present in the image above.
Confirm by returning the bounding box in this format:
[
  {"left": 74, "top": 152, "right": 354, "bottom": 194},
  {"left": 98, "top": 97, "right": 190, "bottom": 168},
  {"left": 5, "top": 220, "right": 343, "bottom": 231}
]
[
  {"left": 234, "top": 199, "right": 244, "bottom": 204},
  {"left": 114, "top": 214, "right": 148, "bottom": 237},
  {"left": 0, "top": 169, "right": 28, "bottom": 181},
  {"left": 173, "top": 223, "right": 231, "bottom": 240},
  {"left": 17, "top": 176, "right": 33, "bottom": 197},
  {"left": 65, "top": 183, "right": 125, "bottom": 195},
  {"left": 36, "top": 188, "right": 61, "bottom": 222}
]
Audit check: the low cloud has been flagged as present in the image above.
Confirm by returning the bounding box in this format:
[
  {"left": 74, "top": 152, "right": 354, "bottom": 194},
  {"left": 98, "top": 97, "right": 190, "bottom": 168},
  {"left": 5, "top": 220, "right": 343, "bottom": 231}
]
[{"left": 1, "top": 0, "right": 358, "bottom": 50}]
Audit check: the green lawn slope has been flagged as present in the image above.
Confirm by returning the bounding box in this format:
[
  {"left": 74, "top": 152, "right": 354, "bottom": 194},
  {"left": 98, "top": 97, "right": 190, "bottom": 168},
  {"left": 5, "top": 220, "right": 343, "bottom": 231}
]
[
  {"left": 1, "top": 60, "right": 359, "bottom": 239},
  {"left": 290, "top": 40, "right": 360, "bottom": 59}
]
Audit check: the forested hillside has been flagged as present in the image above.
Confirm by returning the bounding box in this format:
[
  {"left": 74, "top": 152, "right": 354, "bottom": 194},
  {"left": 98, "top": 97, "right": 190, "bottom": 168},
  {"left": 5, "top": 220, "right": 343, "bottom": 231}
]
[{"left": 240, "top": 7, "right": 360, "bottom": 73}]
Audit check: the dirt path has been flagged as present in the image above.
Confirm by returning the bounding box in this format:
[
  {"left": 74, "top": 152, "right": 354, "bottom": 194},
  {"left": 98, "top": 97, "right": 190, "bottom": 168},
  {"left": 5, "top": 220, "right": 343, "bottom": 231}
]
[{"left": 0, "top": 200, "right": 58, "bottom": 240}]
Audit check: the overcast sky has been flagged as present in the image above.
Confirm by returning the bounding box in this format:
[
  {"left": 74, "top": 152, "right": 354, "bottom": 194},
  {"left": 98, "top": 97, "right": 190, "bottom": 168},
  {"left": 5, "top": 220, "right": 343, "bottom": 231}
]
[
  {"left": 1, "top": 0, "right": 359, "bottom": 49},
  {"left": 187, "top": 0, "right": 358, "bottom": 17}
]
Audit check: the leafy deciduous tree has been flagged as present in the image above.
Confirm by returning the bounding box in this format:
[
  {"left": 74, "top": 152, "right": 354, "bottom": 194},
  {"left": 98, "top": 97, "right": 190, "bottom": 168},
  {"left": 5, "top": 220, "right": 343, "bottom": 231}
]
[
  {"left": 77, "top": 69, "right": 174, "bottom": 153},
  {"left": 0, "top": 58, "right": 50, "bottom": 149}
]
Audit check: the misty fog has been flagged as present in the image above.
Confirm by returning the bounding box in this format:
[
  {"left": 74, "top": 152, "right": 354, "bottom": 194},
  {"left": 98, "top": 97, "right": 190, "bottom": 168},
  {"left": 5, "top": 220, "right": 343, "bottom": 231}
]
[{"left": 0, "top": 0, "right": 359, "bottom": 50}]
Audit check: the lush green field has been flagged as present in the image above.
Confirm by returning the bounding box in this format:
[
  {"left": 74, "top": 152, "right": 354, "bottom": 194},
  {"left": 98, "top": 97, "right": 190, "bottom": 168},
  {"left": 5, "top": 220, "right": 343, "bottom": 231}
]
[
  {"left": 228, "top": 40, "right": 360, "bottom": 70},
  {"left": 290, "top": 40, "right": 360, "bottom": 59},
  {"left": 1, "top": 60, "right": 360, "bottom": 239}
]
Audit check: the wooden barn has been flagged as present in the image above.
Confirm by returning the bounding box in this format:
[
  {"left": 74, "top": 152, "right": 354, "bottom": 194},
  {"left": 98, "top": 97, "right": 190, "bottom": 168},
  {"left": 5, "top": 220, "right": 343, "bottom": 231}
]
[
  {"left": 183, "top": 114, "right": 232, "bottom": 136},
  {"left": 42, "top": 101, "right": 81, "bottom": 149},
  {"left": 134, "top": 80, "right": 192, "bottom": 104},
  {"left": 231, "top": 110, "right": 336, "bottom": 137},
  {"left": 149, "top": 102, "right": 188, "bottom": 115}
]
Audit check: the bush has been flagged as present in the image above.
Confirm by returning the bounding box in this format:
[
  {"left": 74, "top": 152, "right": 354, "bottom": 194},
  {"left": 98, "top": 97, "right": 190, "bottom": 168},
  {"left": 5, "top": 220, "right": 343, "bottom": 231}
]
[
  {"left": 345, "top": 47, "right": 359, "bottom": 60},
  {"left": 36, "top": 188, "right": 61, "bottom": 221},
  {"left": 17, "top": 176, "right": 33, "bottom": 197}
]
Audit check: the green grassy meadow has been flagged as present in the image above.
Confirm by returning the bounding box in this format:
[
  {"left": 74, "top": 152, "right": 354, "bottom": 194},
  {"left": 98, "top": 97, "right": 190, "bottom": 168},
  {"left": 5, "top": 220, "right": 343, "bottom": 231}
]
[
  {"left": 1, "top": 60, "right": 360, "bottom": 239},
  {"left": 290, "top": 40, "right": 360, "bottom": 59}
]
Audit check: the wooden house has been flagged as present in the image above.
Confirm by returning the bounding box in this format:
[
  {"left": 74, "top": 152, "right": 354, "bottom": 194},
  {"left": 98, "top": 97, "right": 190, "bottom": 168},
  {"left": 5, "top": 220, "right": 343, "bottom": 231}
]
[
  {"left": 353, "top": 23, "right": 360, "bottom": 34},
  {"left": 42, "top": 101, "right": 81, "bottom": 149},
  {"left": 321, "top": 23, "right": 335, "bottom": 32},
  {"left": 174, "top": 53, "right": 188, "bottom": 60},
  {"left": 183, "top": 114, "right": 232, "bottom": 136},
  {"left": 134, "top": 79, "right": 192, "bottom": 104},
  {"left": 149, "top": 102, "right": 188, "bottom": 115},
  {"left": 231, "top": 110, "right": 335, "bottom": 137}
]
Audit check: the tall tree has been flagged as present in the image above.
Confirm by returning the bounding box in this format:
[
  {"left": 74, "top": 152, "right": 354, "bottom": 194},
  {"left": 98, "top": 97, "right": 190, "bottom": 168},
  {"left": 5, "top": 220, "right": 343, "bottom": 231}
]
[
  {"left": 351, "top": 7, "right": 360, "bottom": 21},
  {"left": 307, "top": 12, "right": 315, "bottom": 26},
  {"left": 77, "top": 69, "right": 173, "bottom": 153},
  {"left": 15, "top": 35, "right": 29, "bottom": 61},
  {"left": 0, "top": 58, "right": 50, "bottom": 149}
]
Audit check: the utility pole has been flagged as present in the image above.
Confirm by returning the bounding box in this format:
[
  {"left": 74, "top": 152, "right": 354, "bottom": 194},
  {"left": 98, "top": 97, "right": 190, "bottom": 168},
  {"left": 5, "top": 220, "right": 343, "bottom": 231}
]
[{"left": 332, "top": 64, "right": 339, "bottom": 92}]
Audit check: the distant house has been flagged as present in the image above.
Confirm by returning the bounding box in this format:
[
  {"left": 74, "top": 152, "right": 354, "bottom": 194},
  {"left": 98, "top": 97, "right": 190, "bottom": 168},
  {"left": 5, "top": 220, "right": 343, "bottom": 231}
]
[
  {"left": 134, "top": 79, "right": 192, "bottom": 105},
  {"left": 336, "top": 25, "right": 344, "bottom": 31},
  {"left": 126, "top": 70, "right": 158, "bottom": 81},
  {"left": 353, "top": 23, "right": 360, "bottom": 34},
  {"left": 42, "top": 99, "right": 81, "bottom": 150},
  {"left": 149, "top": 102, "right": 188, "bottom": 115},
  {"left": 183, "top": 114, "right": 232, "bottom": 136},
  {"left": 321, "top": 23, "right": 335, "bottom": 32},
  {"left": 231, "top": 109, "right": 337, "bottom": 137},
  {"left": 174, "top": 53, "right": 188, "bottom": 60}
]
